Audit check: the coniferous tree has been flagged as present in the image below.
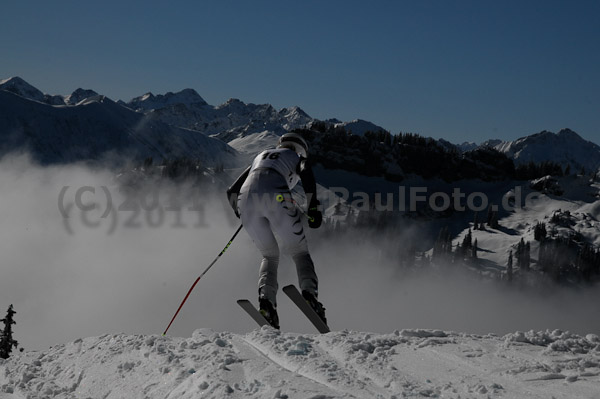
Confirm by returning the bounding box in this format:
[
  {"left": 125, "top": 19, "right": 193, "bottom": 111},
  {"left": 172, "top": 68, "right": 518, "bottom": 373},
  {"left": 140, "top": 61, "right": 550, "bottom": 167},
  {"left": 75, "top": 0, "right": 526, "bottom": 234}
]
[
  {"left": 0, "top": 305, "right": 18, "bottom": 359},
  {"left": 525, "top": 242, "right": 531, "bottom": 270},
  {"left": 507, "top": 251, "right": 513, "bottom": 282},
  {"left": 334, "top": 198, "right": 344, "bottom": 215},
  {"left": 515, "top": 238, "right": 531, "bottom": 271},
  {"left": 491, "top": 211, "right": 499, "bottom": 228},
  {"left": 461, "top": 229, "right": 473, "bottom": 256},
  {"left": 486, "top": 205, "right": 493, "bottom": 225},
  {"left": 453, "top": 242, "right": 461, "bottom": 264},
  {"left": 486, "top": 205, "right": 499, "bottom": 228},
  {"left": 445, "top": 231, "right": 453, "bottom": 258},
  {"left": 345, "top": 207, "right": 356, "bottom": 226},
  {"left": 515, "top": 238, "right": 530, "bottom": 271},
  {"left": 534, "top": 222, "right": 547, "bottom": 242},
  {"left": 433, "top": 226, "right": 452, "bottom": 262}
]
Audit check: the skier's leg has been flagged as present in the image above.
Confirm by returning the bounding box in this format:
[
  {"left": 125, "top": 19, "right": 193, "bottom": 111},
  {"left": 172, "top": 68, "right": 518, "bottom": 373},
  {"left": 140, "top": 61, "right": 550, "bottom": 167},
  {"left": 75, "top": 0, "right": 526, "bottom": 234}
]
[
  {"left": 292, "top": 252, "right": 318, "bottom": 296},
  {"left": 239, "top": 193, "right": 280, "bottom": 305},
  {"left": 266, "top": 195, "right": 319, "bottom": 296}
]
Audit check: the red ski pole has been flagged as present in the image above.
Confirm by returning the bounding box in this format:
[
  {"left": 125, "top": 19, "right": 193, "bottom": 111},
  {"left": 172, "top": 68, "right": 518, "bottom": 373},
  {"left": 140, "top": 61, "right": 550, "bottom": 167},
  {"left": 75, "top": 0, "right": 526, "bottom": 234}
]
[{"left": 163, "top": 224, "right": 243, "bottom": 335}]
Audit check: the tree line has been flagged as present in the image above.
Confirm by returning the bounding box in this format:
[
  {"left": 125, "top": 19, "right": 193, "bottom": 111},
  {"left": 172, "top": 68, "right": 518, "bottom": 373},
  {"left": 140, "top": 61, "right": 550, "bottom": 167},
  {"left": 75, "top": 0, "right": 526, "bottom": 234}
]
[{"left": 294, "top": 125, "right": 572, "bottom": 183}]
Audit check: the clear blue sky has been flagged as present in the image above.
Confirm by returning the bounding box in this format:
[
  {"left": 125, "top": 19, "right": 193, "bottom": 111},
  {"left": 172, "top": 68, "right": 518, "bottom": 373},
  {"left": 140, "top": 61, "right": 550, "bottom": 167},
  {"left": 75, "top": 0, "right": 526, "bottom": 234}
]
[{"left": 1, "top": 0, "right": 599, "bottom": 143}]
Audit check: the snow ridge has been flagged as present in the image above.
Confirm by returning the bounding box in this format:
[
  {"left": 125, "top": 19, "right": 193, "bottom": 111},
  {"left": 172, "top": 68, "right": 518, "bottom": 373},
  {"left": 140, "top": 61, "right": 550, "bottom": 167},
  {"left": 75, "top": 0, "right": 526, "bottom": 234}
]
[{"left": 1, "top": 328, "right": 599, "bottom": 398}]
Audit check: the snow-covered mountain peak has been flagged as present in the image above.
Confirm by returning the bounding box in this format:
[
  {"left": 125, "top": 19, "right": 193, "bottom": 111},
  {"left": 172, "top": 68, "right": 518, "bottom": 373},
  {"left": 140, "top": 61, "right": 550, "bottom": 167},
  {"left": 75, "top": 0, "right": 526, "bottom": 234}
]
[
  {"left": 64, "top": 88, "right": 100, "bottom": 105},
  {"left": 217, "top": 98, "right": 245, "bottom": 109},
  {"left": 334, "top": 118, "right": 387, "bottom": 136},
  {"left": 279, "top": 105, "right": 309, "bottom": 119},
  {"left": 0, "top": 76, "right": 46, "bottom": 102},
  {"left": 127, "top": 88, "right": 208, "bottom": 111},
  {"left": 557, "top": 127, "right": 583, "bottom": 140},
  {"left": 493, "top": 129, "right": 600, "bottom": 171},
  {"left": 0, "top": 88, "right": 238, "bottom": 165},
  {"left": 173, "top": 88, "right": 206, "bottom": 104},
  {"left": 445, "top": 129, "right": 600, "bottom": 173}
]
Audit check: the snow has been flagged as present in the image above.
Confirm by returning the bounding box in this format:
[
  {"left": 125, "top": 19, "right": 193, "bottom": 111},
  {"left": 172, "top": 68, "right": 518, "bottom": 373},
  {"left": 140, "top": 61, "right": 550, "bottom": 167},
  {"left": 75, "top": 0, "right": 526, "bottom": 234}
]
[
  {"left": 334, "top": 119, "right": 387, "bottom": 136},
  {"left": 1, "top": 328, "right": 599, "bottom": 398},
  {"left": 124, "top": 93, "right": 314, "bottom": 143},
  {"left": 447, "top": 130, "right": 600, "bottom": 174},
  {"left": 0, "top": 77, "right": 46, "bottom": 103},
  {"left": 64, "top": 88, "right": 99, "bottom": 106},
  {"left": 488, "top": 129, "right": 600, "bottom": 173},
  {"left": 0, "top": 89, "right": 239, "bottom": 166},
  {"left": 128, "top": 89, "right": 208, "bottom": 112},
  {"left": 449, "top": 175, "right": 600, "bottom": 274},
  {"left": 227, "top": 130, "right": 280, "bottom": 156},
  {"left": 2, "top": 76, "right": 600, "bottom": 398}
]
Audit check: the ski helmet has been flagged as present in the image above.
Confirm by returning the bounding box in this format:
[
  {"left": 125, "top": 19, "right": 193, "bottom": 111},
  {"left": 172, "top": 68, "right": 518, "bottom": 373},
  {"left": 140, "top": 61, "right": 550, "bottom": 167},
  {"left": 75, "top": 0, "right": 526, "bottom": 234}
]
[{"left": 277, "top": 133, "right": 308, "bottom": 158}]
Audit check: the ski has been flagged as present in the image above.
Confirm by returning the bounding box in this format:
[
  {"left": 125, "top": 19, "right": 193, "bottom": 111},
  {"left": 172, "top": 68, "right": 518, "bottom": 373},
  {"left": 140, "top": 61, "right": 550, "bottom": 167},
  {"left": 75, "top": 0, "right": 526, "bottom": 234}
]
[
  {"left": 237, "top": 299, "right": 271, "bottom": 328},
  {"left": 282, "top": 285, "right": 330, "bottom": 334}
]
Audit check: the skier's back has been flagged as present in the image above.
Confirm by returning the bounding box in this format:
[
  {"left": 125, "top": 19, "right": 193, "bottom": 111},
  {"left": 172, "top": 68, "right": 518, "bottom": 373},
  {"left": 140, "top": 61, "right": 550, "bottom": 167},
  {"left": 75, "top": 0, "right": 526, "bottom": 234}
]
[{"left": 227, "top": 133, "right": 325, "bottom": 329}]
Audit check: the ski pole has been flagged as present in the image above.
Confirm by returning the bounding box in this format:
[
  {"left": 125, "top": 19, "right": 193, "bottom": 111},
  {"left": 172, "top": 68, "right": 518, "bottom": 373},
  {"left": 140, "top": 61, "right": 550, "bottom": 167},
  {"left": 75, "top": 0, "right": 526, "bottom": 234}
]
[{"left": 162, "top": 223, "right": 244, "bottom": 335}]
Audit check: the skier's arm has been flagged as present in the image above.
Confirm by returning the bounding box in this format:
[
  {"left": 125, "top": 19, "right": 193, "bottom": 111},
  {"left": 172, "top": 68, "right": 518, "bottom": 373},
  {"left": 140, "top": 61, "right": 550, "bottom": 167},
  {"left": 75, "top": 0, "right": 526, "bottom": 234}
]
[
  {"left": 298, "top": 159, "right": 322, "bottom": 228},
  {"left": 298, "top": 158, "right": 317, "bottom": 208},
  {"left": 226, "top": 166, "right": 250, "bottom": 217}
]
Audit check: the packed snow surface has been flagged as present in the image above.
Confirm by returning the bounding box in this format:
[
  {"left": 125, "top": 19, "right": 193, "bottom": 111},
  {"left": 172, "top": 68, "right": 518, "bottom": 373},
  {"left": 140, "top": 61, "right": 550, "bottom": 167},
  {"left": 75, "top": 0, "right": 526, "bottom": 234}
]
[{"left": 2, "top": 328, "right": 599, "bottom": 398}]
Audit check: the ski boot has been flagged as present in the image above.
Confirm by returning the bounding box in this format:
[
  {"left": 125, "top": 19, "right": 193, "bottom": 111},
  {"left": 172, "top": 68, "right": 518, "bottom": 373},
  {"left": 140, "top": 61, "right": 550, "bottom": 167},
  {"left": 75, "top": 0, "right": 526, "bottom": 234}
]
[
  {"left": 302, "top": 290, "right": 327, "bottom": 325},
  {"left": 259, "top": 297, "right": 280, "bottom": 329}
]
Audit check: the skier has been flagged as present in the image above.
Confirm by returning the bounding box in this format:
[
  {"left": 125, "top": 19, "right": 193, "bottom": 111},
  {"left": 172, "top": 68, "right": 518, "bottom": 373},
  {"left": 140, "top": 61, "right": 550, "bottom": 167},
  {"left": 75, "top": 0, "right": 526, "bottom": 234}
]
[{"left": 226, "top": 133, "right": 326, "bottom": 329}]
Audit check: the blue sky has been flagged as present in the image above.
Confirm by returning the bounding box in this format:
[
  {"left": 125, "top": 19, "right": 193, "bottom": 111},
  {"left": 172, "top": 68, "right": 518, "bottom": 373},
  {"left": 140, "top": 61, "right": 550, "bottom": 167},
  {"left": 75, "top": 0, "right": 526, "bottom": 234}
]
[{"left": 1, "top": 0, "right": 599, "bottom": 143}]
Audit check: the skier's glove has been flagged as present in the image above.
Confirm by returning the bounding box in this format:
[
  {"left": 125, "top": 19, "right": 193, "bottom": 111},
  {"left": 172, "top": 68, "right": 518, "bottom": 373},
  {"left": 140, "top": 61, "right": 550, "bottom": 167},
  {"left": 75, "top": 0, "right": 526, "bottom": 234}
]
[
  {"left": 307, "top": 201, "right": 322, "bottom": 229},
  {"left": 226, "top": 189, "right": 240, "bottom": 218}
]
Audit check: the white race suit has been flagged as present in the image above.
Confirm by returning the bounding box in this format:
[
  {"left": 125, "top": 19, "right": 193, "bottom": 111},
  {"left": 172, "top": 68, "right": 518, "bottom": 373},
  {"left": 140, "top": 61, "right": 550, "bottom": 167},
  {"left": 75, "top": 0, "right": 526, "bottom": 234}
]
[{"left": 227, "top": 148, "right": 319, "bottom": 305}]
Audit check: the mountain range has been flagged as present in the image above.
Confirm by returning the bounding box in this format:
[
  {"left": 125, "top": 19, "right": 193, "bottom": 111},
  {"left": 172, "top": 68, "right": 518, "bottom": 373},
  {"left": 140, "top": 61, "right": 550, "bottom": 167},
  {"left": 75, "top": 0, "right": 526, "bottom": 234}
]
[
  {"left": 443, "top": 129, "right": 600, "bottom": 173},
  {"left": 0, "top": 89, "right": 236, "bottom": 166},
  {"left": 1, "top": 76, "right": 599, "bottom": 173}
]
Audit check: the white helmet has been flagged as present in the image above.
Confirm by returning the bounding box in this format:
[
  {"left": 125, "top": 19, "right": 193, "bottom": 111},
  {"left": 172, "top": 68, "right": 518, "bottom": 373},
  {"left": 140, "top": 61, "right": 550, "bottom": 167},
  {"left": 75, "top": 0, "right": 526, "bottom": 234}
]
[{"left": 277, "top": 133, "right": 308, "bottom": 158}]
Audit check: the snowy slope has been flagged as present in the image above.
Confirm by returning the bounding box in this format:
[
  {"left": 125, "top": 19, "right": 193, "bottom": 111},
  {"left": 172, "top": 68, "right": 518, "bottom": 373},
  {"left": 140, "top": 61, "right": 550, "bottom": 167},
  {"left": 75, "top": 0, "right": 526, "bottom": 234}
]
[
  {"left": 1, "top": 328, "right": 599, "bottom": 399},
  {"left": 227, "top": 130, "right": 281, "bottom": 156},
  {"left": 454, "top": 129, "right": 600, "bottom": 173},
  {"left": 451, "top": 176, "right": 600, "bottom": 277},
  {"left": 0, "top": 90, "right": 238, "bottom": 165},
  {"left": 494, "top": 129, "right": 600, "bottom": 172}
]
